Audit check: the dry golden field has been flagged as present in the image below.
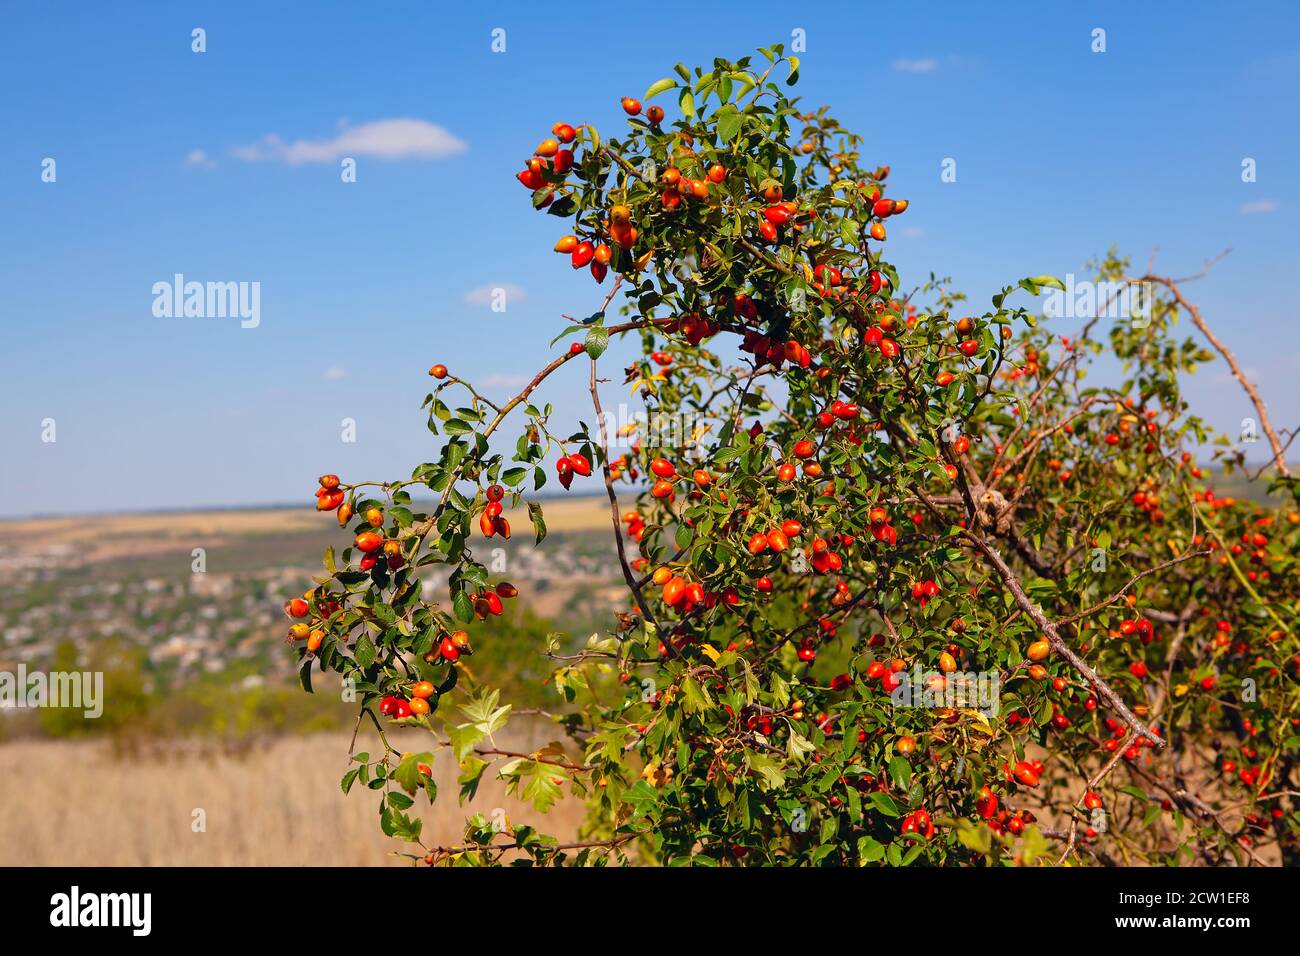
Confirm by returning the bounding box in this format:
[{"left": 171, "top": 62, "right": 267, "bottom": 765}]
[
  {"left": 0, "top": 497, "right": 615, "bottom": 866},
  {"left": 0, "top": 727, "right": 586, "bottom": 866},
  {"left": 0, "top": 496, "right": 610, "bottom": 565}
]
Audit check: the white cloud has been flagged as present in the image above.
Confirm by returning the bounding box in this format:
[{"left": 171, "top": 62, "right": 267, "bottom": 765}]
[
  {"left": 464, "top": 283, "right": 526, "bottom": 307},
  {"left": 481, "top": 373, "right": 531, "bottom": 390},
  {"left": 324, "top": 367, "right": 346, "bottom": 381},
  {"left": 232, "top": 118, "right": 467, "bottom": 165},
  {"left": 1240, "top": 199, "right": 1278, "bottom": 215},
  {"left": 892, "top": 58, "right": 939, "bottom": 74},
  {"left": 185, "top": 148, "right": 216, "bottom": 170},
  {"left": 901, "top": 226, "right": 926, "bottom": 239}
]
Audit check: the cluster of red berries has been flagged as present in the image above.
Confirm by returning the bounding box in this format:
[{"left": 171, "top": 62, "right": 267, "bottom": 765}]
[
  {"left": 478, "top": 483, "right": 511, "bottom": 538},
  {"left": 471, "top": 582, "right": 518, "bottom": 620},
  {"left": 353, "top": 527, "right": 404, "bottom": 572},
  {"left": 378, "top": 676, "right": 442, "bottom": 719},
  {"left": 1131, "top": 489, "right": 1167, "bottom": 523},
  {"left": 861, "top": 322, "right": 901, "bottom": 361},
  {"left": 865, "top": 658, "right": 907, "bottom": 693},
  {"left": 1007, "top": 758, "right": 1044, "bottom": 788},
  {"left": 555, "top": 452, "right": 592, "bottom": 490},
  {"left": 1116, "top": 617, "right": 1156, "bottom": 643},
  {"left": 1220, "top": 751, "right": 1268, "bottom": 788},
  {"left": 315, "top": 473, "right": 355, "bottom": 527},
  {"left": 621, "top": 509, "right": 648, "bottom": 543},
  {"left": 1100, "top": 717, "right": 1162, "bottom": 759},
  {"left": 663, "top": 312, "right": 720, "bottom": 347},
  {"left": 981, "top": 796, "right": 1040, "bottom": 837},
  {"left": 901, "top": 808, "right": 935, "bottom": 839},
  {"left": 745, "top": 520, "right": 799, "bottom": 556},
  {"left": 803, "top": 534, "right": 849, "bottom": 574},
  {"left": 283, "top": 590, "right": 335, "bottom": 652},
  {"left": 911, "top": 579, "right": 940, "bottom": 607},
  {"left": 515, "top": 122, "right": 576, "bottom": 197},
  {"left": 739, "top": 328, "right": 812, "bottom": 370},
  {"left": 868, "top": 505, "right": 898, "bottom": 547}
]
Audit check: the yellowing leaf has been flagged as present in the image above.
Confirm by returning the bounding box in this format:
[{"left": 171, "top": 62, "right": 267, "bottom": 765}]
[
  {"left": 962, "top": 709, "right": 995, "bottom": 735},
  {"left": 641, "top": 761, "right": 674, "bottom": 788},
  {"left": 534, "top": 741, "right": 568, "bottom": 762},
  {"left": 630, "top": 373, "right": 667, "bottom": 394}
]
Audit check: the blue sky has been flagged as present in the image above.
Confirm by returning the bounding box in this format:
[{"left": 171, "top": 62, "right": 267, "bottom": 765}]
[{"left": 2, "top": 1, "right": 1297, "bottom": 517}]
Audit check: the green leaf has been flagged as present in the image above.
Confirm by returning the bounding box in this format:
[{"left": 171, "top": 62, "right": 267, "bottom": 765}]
[
  {"left": 380, "top": 808, "right": 422, "bottom": 843},
  {"left": 448, "top": 723, "right": 485, "bottom": 762},
  {"left": 458, "top": 756, "right": 489, "bottom": 802},
  {"left": 955, "top": 819, "right": 993, "bottom": 853},
  {"left": 394, "top": 752, "right": 434, "bottom": 794},
  {"left": 747, "top": 752, "right": 786, "bottom": 791},
  {"left": 1028, "top": 274, "right": 1066, "bottom": 291},
  {"left": 520, "top": 763, "right": 568, "bottom": 813},
  {"left": 528, "top": 500, "right": 547, "bottom": 544},
  {"left": 549, "top": 323, "right": 594, "bottom": 347},
  {"left": 682, "top": 675, "right": 711, "bottom": 714},
  {"left": 888, "top": 756, "right": 912, "bottom": 790},
  {"left": 1020, "top": 825, "right": 1052, "bottom": 864},
  {"left": 340, "top": 767, "right": 360, "bottom": 795},
  {"left": 715, "top": 106, "right": 745, "bottom": 143},
  {"left": 866, "top": 791, "right": 902, "bottom": 817},
  {"left": 787, "top": 730, "right": 816, "bottom": 761},
  {"left": 585, "top": 325, "right": 609, "bottom": 359},
  {"left": 453, "top": 589, "right": 474, "bottom": 623},
  {"left": 858, "top": 836, "right": 885, "bottom": 862},
  {"left": 353, "top": 633, "right": 376, "bottom": 670},
  {"left": 741, "top": 658, "right": 760, "bottom": 704},
  {"left": 460, "top": 687, "right": 512, "bottom": 739},
  {"left": 678, "top": 87, "right": 695, "bottom": 119},
  {"left": 644, "top": 77, "right": 677, "bottom": 100}
]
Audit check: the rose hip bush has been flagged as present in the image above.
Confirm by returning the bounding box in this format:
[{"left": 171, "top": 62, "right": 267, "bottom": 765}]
[{"left": 287, "top": 47, "right": 1299, "bottom": 866}]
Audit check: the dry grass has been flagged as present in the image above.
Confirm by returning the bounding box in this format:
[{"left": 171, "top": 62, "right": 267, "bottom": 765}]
[
  {"left": 501, "top": 496, "right": 608, "bottom": 533},
  {"left": 0, "top": 497, "right": 610, "bottom": 565},
  {"left": 0, "top": 727, "right": 586, "bottom": 866},
  {"left": 0, "top": 508, "right": 321, "bottom": 545}
]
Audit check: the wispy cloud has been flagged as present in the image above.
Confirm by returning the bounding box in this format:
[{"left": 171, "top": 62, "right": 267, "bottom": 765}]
[
  {"left": 464, "top": 283, "right": 526, "bottom": 307},
  {"left": 1240, "top": 199, "right": 1278, "bottom": 215},
  {"left": 232, "top": 118, "right": 467, "bottom": 165},
  {"left": 324, "top": 367, "right": 346, "bottom": 381},
  {"left": 481, "top": 373, "right": 531, "bottom": 390},
  {"left": 901, "top": 226, "right": 926, "bottom": 239},
  {"left": 185, "top": 148, "right": 216, "bottom": 170},
  {"left": 892, "top": 58, "right": 940, "bottom": 74}
]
